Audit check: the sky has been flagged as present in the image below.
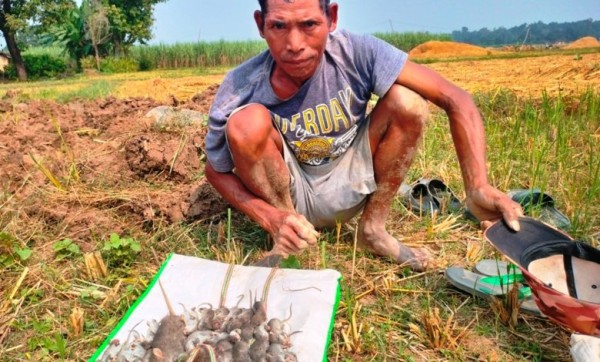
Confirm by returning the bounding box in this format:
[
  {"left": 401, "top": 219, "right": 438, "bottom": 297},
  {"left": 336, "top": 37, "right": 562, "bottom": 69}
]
[{"left": 151, "top": 0, "right": 600, "bottom": 44}]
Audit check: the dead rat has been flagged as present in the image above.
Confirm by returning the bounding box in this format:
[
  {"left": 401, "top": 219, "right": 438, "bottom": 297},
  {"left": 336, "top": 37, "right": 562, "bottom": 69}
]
[
  {"left": 224, "top": 307, "right": 254, "bottom": 333},
  {"left": 219, "top": 307, "right": 242, "bottom": 333},
  {"left": 104, "top": 323, "right": 146, "bottom": 362},
  {"left": 211, "top": 306, "right": 230, "bottom": 331},
  {"left": 231, "top": 339, "right": 251, "bottom": 362},
  {"left": 267, "top": 304, "right": 300, "bottom": 348},
  {"left": 145, "top": 279, "right": 186, "bottom": 362},
  {"left": 214, "top": 338, "right": 233, "bottom": 362},
  {"left": 115, "top": 333, "right": 147, "bottom": 362},
  {"left": 99, "top": 339, "right": 122, "bottom": 361},
  {"left": 283, "top": 351, "right": 298, "bottom": 362},
  {"left": 265, "top": 345, "right": 298, "bottom": 362},
  {"left": 266, "top": 305, "right": 292, "bottom": 343},
  {"left": 239, "top": 324, "right": 255, "bottom": 342},
  {"left": 249, "top": 300, "right": 267, "bottom": 327},
  {"left": 143, "top": 319, "right": 159, "bottom": 346},
  {"left": 249, "top": 322, "right": 270, "bottom": 361},
  {"left": 180, "top": 303, "right": 199, "bottom": 336},
  {"left": 269, "top": 305, "right": 292, "bottom": 329},
  {"left": 265, "top": 343, "right": 285, "bottom": 362},
  {"left": 184, "top": 330, "right": 217, "bottom": 352},
  {"left": 195, "top": 304, "right": 215, "bottom": 331}
]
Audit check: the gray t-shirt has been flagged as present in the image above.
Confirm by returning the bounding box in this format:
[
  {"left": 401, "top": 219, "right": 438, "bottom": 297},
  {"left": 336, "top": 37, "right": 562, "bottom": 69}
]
[{"left": 205, "top": 29, "right": 408, "bottom": 173}]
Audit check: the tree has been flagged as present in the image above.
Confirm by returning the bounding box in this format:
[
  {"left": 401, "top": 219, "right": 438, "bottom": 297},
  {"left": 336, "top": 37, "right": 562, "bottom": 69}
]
[
  {"left": 0, "top": 0, "right": 75, "bottom": 81},
  {"left": 104, "top": 0, "right": 166, "bottom": 55},
  {"left": 45, "top": 3, "right": 89, "bottom": 70},
  {"left": 0, "top": 0, "right": 30, "bottom": 80},
  {"left": 85, "top": 0, "right": 111, "bottom": 70}
]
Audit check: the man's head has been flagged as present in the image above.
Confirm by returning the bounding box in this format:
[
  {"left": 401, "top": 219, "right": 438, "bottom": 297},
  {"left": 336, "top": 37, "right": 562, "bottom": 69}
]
[
  {"left": 254, "top": 0, "right": 338, "bottom": 86},
  {"left": 257, "top": 0, "right": 332, "bottom": 26}
]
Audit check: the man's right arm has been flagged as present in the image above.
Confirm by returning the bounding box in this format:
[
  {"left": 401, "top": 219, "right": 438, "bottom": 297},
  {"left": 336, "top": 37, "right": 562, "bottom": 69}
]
[
  {"left": 205, "top": 161, "right": 277, "bottom": 233},
  {"left": 204, "top": 162, "right": 318, "bottom": 255}
]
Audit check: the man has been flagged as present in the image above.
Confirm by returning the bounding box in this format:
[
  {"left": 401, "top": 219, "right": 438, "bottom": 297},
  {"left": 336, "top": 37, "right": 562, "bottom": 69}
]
[{"left": 204, "top": 0, "right": 523, "bottom": 271}]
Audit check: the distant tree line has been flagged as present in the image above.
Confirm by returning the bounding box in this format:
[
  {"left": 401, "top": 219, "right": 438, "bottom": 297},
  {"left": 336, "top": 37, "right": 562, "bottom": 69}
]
[{"left": 452, "top": 19, "right": 600, "bottom": 46}]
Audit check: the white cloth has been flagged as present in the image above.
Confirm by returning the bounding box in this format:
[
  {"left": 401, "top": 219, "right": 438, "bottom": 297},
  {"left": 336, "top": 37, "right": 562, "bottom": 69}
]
[{"left": 92, "top": 254, "right": 342, "bottom": 361}]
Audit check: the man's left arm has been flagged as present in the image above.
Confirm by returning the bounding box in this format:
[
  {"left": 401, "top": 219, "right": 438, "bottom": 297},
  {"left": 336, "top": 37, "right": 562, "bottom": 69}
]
[{"left": 395, "top": 60, "right": 522, "bottom": 230}]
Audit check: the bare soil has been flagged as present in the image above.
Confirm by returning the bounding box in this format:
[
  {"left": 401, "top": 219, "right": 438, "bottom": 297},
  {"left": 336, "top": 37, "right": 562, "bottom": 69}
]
[{"left": 0, "top": 84, "right": 227, "bottom": 256}]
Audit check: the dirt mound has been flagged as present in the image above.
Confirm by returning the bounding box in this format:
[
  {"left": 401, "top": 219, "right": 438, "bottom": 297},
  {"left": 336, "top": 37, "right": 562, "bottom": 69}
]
[
  {"left": 409, "top": 40, "right": 493, "bottom": 59},
  {"left": 0, "top": 86, "right": 228, "bottom": 254},
  {"left": 564, "top": 36, "right": 600, "bottom": 49}
]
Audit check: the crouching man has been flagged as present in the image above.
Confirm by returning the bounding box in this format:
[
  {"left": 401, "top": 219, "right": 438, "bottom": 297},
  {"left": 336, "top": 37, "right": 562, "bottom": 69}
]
[{"left": 204, "top": 0, "right": 523, "bottom": 271}]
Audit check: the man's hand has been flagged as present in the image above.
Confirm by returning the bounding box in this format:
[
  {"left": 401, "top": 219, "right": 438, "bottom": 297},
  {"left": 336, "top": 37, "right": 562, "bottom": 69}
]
[
  {"left": 465, "top": 184, "right": 524, "bottom": 231},
  {"left": 268, "top": 212, "right": 319, "bottom": 256}
]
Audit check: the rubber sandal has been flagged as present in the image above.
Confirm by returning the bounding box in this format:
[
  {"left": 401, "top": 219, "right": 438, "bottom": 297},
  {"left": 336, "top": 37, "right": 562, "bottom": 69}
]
[
  {"left": 398, "top": 180, "right": 439, "bottom": 215},
  {"left": 425, "top": 179, "right": 463, "bottom": 213},
  {"left": 445, "top": 267, "right": 514, "bottom": 299},
  {"left": 445, "top": 266, "right": 542, "bottom": 315},
  {"left": 445, "top": 267, "right": 512, "bottom": 299},
  {"left": 484, "top": 217, "right": 600, "bottom": 335},
  {"left": 507, "top": 189, "right": 571, "bottom": 231},
  {"left": 462, "top": 207, "right": 480, "bottom": 223},
  {"left": 474, "top": 259, "right": 541, "bottom": 315},
  {"left": 474, "top": 259, "right": 523, "bottom": 279},
  {"left": 399, "top": 178, "right": 462, "bottom": 216}
]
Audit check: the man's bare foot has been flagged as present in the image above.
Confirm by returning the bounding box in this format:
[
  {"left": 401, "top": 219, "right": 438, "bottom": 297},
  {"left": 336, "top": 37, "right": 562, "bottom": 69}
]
[{"left": 358, "top": 221, "right": 432, "bottom": 272}]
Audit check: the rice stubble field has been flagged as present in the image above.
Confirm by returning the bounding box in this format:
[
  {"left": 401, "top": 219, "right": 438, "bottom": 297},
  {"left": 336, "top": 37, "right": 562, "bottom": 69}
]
[{"left": 0, "top": 48, "right": 599, "bottom": 361}]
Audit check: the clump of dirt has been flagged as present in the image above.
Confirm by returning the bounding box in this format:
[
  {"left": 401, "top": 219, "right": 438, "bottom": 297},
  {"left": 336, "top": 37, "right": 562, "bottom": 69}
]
[
  {"left": 409, "top": 40, "right": 497, "bottom": 59},
  {"left": 564, "top": 36, "right": 600, "bottom": 49},
  {"left": 0, "top": 84, "right": 228, "bottom": 258}
]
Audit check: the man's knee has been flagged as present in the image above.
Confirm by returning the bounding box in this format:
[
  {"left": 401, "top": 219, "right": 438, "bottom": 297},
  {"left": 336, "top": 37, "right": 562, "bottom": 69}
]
[
  {"left": 226, "top": 104, "right": 272, "bottom": 143},
  {"left": 379, "top": 84, "right": 429, "bottom": 127},
  {"left": 226, "top": 103, "right": 282, "bottom": 159}
]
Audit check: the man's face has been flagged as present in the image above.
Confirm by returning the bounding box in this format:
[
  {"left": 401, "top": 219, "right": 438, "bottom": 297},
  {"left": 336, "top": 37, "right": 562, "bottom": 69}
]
[{"left": 255, "top": 0, "right": 338, "bottom": 84}]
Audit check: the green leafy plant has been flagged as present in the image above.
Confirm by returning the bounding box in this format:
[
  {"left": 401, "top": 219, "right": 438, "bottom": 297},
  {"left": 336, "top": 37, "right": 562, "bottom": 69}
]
[
  {"left": 42, "top": 332, "right": 69, "bottom": 358},
  {"left": 15, "top": 248, "right": 33, "bottom": 261},
  {"left": 280, "top": 255, "right": 302, "bottom": 269},
  {"left": 4, "top": 54, "right": 68, "bottom": 80},
  {"left": 52, "top": 239, "right": 81, "bottom": 260},
  {"left": 102, "top": 233, "right": 141, "bottom": 266},
  {"left": 0, "top": 232, "right": 33, "bottom": 267},
  {"left": 99, "top": 57, "right": 139, "bottom": 73}
]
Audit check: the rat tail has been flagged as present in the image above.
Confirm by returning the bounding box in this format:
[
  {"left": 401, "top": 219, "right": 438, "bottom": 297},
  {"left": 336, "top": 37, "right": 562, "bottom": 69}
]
[{"left": 158, "top": 279, "right": 176, "bottom": 316}]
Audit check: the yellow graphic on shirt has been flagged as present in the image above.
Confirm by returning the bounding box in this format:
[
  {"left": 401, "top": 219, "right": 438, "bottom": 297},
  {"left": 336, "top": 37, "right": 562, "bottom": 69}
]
[{"left": 294, "top": 138, "right": 335, "bottom": 163}]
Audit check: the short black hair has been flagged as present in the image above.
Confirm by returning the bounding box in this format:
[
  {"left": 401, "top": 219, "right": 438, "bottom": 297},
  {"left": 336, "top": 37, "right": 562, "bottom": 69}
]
[{"left": 257, "top": 0, "right": 331, "bottom": 18}]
